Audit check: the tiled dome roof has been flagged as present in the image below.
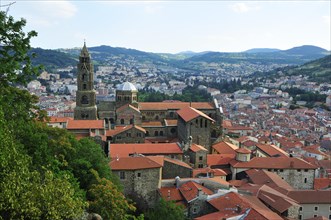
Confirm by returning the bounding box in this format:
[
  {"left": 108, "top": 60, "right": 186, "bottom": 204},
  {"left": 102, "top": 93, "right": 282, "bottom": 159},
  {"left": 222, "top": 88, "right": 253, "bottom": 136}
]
[{"left": 117, "top": 82, "right": 137, "bottom": 91}]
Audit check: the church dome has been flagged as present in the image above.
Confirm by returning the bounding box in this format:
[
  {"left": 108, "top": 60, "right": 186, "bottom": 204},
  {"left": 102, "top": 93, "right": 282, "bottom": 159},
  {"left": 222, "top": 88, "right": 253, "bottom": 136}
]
[{"left": 117, "top": 82, "right": 137, "bottom": 91}]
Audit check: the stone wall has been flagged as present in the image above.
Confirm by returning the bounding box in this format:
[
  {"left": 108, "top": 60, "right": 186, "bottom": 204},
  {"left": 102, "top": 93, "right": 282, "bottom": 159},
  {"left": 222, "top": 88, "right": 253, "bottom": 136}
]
[{"left": 162, "top": 160, "right": 192, "bottom": 179}]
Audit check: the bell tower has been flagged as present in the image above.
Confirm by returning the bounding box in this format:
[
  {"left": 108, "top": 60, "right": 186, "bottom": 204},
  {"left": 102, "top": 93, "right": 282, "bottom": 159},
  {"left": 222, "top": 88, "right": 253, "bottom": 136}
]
[{"left": 74, "top": 42, "right": 97, "bottom": 120}]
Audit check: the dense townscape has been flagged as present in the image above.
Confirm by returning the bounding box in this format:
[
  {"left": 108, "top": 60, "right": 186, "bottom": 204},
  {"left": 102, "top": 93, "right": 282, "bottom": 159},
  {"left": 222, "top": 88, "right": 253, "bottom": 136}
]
[{"left": 1, "top": 9, "right": 331, "bottom": 220}]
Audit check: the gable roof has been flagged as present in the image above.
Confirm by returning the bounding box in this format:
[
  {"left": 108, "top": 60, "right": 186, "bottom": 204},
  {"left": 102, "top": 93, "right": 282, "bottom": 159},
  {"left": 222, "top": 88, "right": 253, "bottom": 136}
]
[
  {"left": 177, "top": 107, "right": 215, "bottom": 122},
  {"left": 286, "top": 190, "right": 331, "bottom": 204},
  {"left": 116, "top": 104, "right": 140, "bottom": 113},
  {"left": 231, "top": 157, "right": 318, "bottom": 169},
  {"left": 110, "top": 156, "right": 162, "bottom": 170},
  {"left": 179, "top": 181, "right": 213, "bottom": 203},
  {"left": 255, "top": 143, "right": 289, "bottom": 157},
  {"left": 190, "top": 144, "right": 208, "bottom": 152},
  {"left": 106, "top": 125, "right": 146, "bottom": 137},
  {"left": 109, "top": 142, "right": 183, "bottom": 158},
  {"left": 66, "top": 120, "right": 104, "bottom": 129},
  {"left": 212, "top": 141, "right": 238, "bottom": 154},
  {"left": 159, "top": 187, "right": 184, "bottom": 202},
  {"left": 207, "top": 154, "right": 236, "bottom": 166},
  {"left": 139, "top": 102, "right": 215, "bottom": 111}
]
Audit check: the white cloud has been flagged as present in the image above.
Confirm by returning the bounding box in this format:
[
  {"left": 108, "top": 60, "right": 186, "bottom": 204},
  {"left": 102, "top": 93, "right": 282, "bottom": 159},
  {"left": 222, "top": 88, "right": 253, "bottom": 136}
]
[
  {"left": 37, "top": 1, "right": 77, "bottom": 18},
  {"left": 230, "top": 2, "right": 261, "bottom": 13}
]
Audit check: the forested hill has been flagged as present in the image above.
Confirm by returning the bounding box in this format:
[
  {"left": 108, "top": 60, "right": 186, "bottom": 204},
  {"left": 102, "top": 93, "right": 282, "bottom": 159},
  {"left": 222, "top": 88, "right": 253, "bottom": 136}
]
[
  {"left": 29, "top": 44, "right": 330, "bottom": 72},
  {"left": 253, "top": 54, "right": 331, "bottom": 83}
]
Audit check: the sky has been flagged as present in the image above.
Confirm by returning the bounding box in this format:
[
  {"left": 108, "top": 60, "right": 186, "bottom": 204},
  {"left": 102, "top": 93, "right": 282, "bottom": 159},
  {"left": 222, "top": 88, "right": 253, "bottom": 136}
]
[{"left": 1, "top": 0, "right": 330, "bottom": 53}]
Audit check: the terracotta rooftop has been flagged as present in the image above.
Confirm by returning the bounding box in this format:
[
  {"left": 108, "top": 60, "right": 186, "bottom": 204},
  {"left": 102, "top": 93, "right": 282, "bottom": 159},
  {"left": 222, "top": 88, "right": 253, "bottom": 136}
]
[
  {"left": 177, "top": 107, "right": 215, "bottom": 123},
  {"left": 190, "top": 144, "right": 208, "bottom": 152},
  {"left": 212, "top": 141, "right": 238, "bottom": 154},
  {"left": 179, "top": 181, "right": 213, "bottom": 203},
  {"left": 139, "top": 102, "right": 215, "bottom": 111},
  {"left": 106, "top": 125, "right": 146, "bottom": 136},
  {"left": 235, "top": 147, "right": 251, "bottom": 154},
  {"left": 110, "top": 156, "right": 162, "bottom": 170},
  {"left": 207, "top": 192, "right": 283, "bottom": 220},
  {"left": 255, "top": 143, "right": 289, "bottom": 157},
  {"left": 159, "top": 187, "right": 184, "bottom": 202},
  {"left": 313, "top": 178, "right": 331, "bottom": 190},
  {"left": 231, "top": 157, "right": 318, "bottom": 169},
  {"left": 287, "top": 190, "right": 331, "bottom": 204},
  {"left": 109, "top": 142, "right": 183, "bottom": 158},
  {"left": 66, "top": 120, "right": 104, "bottom": 129},
  {"left": 141, "top": 121, "right": 163, "bottom": 127},
  {"left": 48, "top": 116, "right": 73, "bottom": 123},
  {"left": 164, "top": 119, "right": 178, "bottom": 126},
  {"left": 207, "top": 154, "right": 236, "bottom": 167},
  {"left": 116, "top": 103, "right": 140, "bottom": 113}
]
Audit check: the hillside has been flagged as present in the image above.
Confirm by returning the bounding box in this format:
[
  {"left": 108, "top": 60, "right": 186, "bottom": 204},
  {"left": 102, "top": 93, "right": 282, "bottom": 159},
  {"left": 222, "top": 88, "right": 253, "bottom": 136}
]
[
  {"left": 254, "top": 54, "right": 331, "bottom": 83},
  {"left": 29, "top": 45, "right": 330, "bottom": 75}
]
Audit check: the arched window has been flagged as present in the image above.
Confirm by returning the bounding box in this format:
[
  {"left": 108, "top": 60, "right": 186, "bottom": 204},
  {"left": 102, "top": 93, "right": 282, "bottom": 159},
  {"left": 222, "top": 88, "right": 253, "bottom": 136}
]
[
  {"left": 83, "top": 84, "right": 87, "bottom": 90},
  {"left": 82, "top": 74, "right": 86, "bottom": 80},
  {"left": 81, "top": 95, "right": 89, "bottom": 104},
  {"left": 155, "top": 115, "right": 159, "bottom": 120},
  {"left": 120, "top": 119, "right": 124, "bottom": 125},
  {"left": 154, "top": 131, "right": 159, "bottom": 136}
]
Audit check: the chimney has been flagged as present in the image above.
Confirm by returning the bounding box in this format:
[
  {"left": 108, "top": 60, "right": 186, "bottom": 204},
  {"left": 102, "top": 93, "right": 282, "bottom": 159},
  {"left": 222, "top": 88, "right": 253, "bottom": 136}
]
[
  {"left": 175, "top": 176, "right": 180, "bottom": 188},
  {"left": 197, "top": 188, "right": 203, "bottom": 198},
  {"left": 290, "top": 160, "right": 294, "bottom": 168}
]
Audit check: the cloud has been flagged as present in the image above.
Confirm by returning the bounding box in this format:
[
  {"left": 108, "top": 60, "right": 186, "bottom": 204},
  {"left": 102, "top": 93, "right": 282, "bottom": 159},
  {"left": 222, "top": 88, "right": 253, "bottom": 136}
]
[
  {"left": 230, "top": 2, "right": 261, "bottom": 13},
  {"left": 37, "top": 1, "right": 77, "bottom": 18}
]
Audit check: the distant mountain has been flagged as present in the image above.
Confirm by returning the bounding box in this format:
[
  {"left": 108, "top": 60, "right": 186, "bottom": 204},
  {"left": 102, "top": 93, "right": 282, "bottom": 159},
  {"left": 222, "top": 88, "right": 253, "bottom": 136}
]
[
  {"left": 244, "top": 48, "right": 281, "bottom": 53},
  {"left": 283, "top": 45, "right": 329, "bottom": 56},
  {"left": 254, "top": 54, "right": 331, "bottom": 83},
  {"left": 29, "top": 48, "right": 77, "bottom": 71}
]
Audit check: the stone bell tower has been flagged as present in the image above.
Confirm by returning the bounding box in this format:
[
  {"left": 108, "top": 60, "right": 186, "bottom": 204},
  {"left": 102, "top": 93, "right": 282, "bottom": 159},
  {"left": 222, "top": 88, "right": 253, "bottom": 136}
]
[{"left": 74, "top": 42, "right": 97, "bottom": 120}]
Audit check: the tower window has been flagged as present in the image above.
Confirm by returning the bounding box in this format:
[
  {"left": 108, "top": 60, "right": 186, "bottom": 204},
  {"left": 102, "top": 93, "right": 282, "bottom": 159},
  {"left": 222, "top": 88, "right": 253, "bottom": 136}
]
[
  {"left": 83, "top": 84, "right": 87, "bottom": 90},
  {"left": 81, "top": 95, "right": 89, "bottom": 104},
  {"left": 82, "top": 74, "right": 86, "bottom": 80}
]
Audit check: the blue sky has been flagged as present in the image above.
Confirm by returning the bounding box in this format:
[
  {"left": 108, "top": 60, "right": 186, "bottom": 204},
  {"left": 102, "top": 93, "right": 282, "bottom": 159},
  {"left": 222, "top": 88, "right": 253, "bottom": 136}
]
[{"left": 1, "top": 1, "right": 330, "bottom": 53}]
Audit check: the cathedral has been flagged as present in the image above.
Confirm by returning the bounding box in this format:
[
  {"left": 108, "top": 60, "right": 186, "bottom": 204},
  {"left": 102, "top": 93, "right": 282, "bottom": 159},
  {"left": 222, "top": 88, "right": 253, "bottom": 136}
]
[{"left": 74, "top": 43, "right": 223, "bottom": 151}]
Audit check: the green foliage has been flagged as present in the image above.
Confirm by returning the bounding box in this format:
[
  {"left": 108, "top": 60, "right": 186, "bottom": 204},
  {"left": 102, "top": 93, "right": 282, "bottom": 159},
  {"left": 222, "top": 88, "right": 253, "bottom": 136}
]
[
  {"left": 0, "top": 11, "right": 42, "bottom": 86},
  {"left": 88, "top": 171, "right": 137, "bottom": 220},
  {"left": 138, "top": 86, "right": 211, "bottom": 102},
  {"left": 145, "top": 198, "right": 185, "bottom": 220}
]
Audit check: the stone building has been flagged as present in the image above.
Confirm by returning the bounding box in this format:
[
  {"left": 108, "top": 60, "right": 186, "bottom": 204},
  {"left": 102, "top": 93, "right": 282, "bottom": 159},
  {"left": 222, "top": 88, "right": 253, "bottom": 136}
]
[
  {"left": 74, "top": 42, "right": 97, "bottom": 120},
  {"left": 110, "top": 156, "right": 162, "bottom": 209},
  {"left": 230, "top": 156, "right": 317, "bottom": 189},
  {"left": 187, "top": 144, "right": 208, "bottom": 168},
  {"left": 177, "top": 107, "right": 215, "bottom": 152}
]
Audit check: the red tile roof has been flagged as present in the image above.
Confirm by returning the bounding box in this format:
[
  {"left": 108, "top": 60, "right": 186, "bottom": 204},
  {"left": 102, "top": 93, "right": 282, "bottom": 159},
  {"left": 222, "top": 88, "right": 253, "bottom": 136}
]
[
  {"left": 110, "top": 156, "right": 162, "bottom": 170},
  {"left": 231, "top": 157, "right": 318, "bottom": 169},
  {"left": 67, "top": 120, "right": 104, "bottom": 129},
  {"left": 116, "top": 104, "right": 140, "bottom": 113},
  {"left": 164, "top": 119, "right": 178, "bottom": 126},
  {"left": 106, "top": 125, "right": 146, "bottom": 136},
  {"left": 48, "top": 116, "right": 73, "bottom": 123},
  {"left": 207, "top": 154, "right": 235, "bottom": 166},
  {"left": 287, "top": 190, "right": 331, "bottom": 204},
  {"left": 179, "top": 181, "right": 213, "bottom": 203},
  {"left": 313, "top": 178, "right": 331, "bottom": 190},
  {"left": 109, "top": 142, "right": 183, "bottom": 158},
  {"left": 139, "top": 102, "right": 215, "bottom": 111},
  {"left": 190, "top": 144, "right": 208, "bottom": 152},
  {"left": 235, "top": 147, "right": 251, "bottom": 154},
  {"left": 212, "top": 141, "right": 238, "bottom": 154},
  {"left": 255, "top": 143, "right": 289, "bottom": 157},
  {"left": 177, "top": 107, "right": 215, "bottom": 122},
  {"left": 141, "top": 121, "right": 163, "bottom": 127},
  {"left": 159, "top": 187, "right": 184, "bottom": 202}
]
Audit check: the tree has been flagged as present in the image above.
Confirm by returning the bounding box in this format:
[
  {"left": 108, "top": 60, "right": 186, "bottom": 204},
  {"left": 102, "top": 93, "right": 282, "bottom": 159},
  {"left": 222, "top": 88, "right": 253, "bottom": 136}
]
[
  {"left": 88, "top": 171, "right": 137, "bottom": 220},
  {"left": 0, "top": 11, "right": 41, "bottom": 87},
  {"left": 145, "top": 198, "right": 186, "bottom": 220}
]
